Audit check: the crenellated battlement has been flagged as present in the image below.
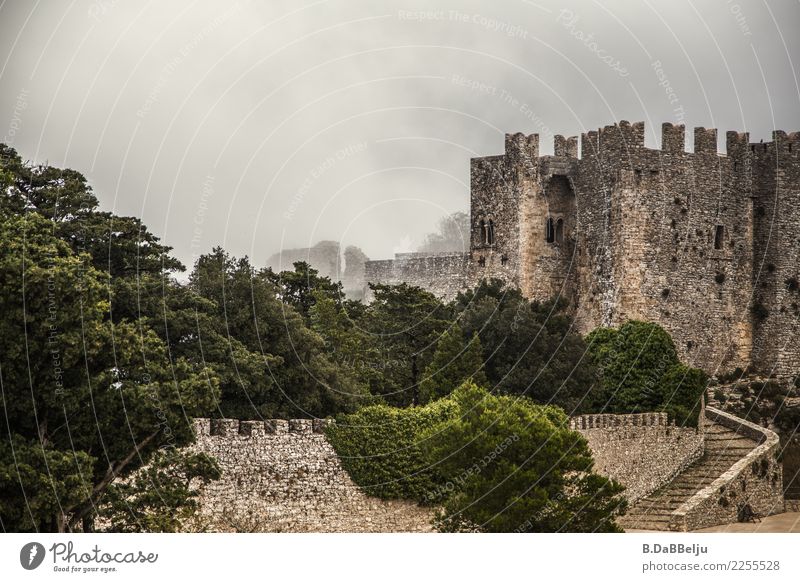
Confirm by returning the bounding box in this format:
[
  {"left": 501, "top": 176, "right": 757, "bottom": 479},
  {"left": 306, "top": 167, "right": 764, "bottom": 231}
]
[
  {"left": 661, "top": 122, "right": 685, "bottom": 153},
  {"left": 504, "top": 132, "right": 539, "bottom": 159},
  {"left": 569, "top": 412, "right": 672, "bottom": 430},
  {"left": 193, "top": 417, "right": 334, "bottom": 437},
  {"left": 554, "top": 134, "right": 578, "bottom": 158},
  {"left": 370, "top": 119, "right": 800, "bottom": 380},
  {"left": 499, "top": 122, "right": 800, "bottom": 160},
  {"left": 693, "top": 126, "right": 718, "bottom": 154},
  {"left": 599, "top": 120, "right": 646, "bottom": 152}
]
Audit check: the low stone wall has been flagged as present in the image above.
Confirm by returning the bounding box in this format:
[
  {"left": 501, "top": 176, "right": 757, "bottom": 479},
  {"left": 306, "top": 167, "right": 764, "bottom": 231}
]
[
  {"left": 670, "top": 407, "right": 784, "bottom": 531},
  {"left": 188, "top": 418, "right": 434, "bottom": 532},
  {"left": 570, "top": 412, "right": 705, "bottom": 504}
]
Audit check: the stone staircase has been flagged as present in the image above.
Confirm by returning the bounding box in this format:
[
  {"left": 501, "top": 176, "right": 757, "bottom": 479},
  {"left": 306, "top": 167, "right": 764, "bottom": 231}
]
[{"left": 620, "top": 418, "right": 759, "bottom": 531}]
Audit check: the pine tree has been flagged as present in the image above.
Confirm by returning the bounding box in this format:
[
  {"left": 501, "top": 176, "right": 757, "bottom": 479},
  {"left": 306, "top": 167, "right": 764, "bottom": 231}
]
[{"left": 419, "top": 325, "right": 488, "bottom": 404}]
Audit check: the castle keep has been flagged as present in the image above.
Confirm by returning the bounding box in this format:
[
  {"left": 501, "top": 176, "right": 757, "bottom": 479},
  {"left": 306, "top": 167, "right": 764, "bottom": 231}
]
[{"left": 365, "top": 121, "right": 800, "bottom": 377}]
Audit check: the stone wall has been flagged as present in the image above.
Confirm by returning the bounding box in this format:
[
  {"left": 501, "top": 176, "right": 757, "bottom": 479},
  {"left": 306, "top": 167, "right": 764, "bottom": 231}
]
[
  {"left": 188, "top": 418, "right": 434, "bottom": 532},
  {"left": 570, "top": 412, "right": 705, "bottom": 504},
  {"left": 266, "top": 240, "right": 342, "bottom": 279},
  {"left": 363, "top": 252, "right": 471, "bottom": 301},
  {"left": 670, "top": 407, "right": 784, "bottom": 530},
  {"left": 363, "top": 122, "right": 799, "bottom": 379},
  {"left": 707, "top": 377, "right": 800, "bottom": 499}
]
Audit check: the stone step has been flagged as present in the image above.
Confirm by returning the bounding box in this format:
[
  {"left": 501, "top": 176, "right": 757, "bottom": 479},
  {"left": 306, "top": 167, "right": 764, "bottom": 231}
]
[{"left": 623, "top": 418, "right": 760, "bottom": 532}]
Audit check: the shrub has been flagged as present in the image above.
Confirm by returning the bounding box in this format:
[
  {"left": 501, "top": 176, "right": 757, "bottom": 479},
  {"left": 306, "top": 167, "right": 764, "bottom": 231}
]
[
  {"left": 585, "top": 321, "right": 706, "bottom": 426},
  {"left": 420, "top": 383, "right": 627, "bottom": 532},
  {"left": 325, "top": 398, "right": 457, "bottom": 502},
  {"left": 328, "top": 382, "right": 628, "bottom": 532}
]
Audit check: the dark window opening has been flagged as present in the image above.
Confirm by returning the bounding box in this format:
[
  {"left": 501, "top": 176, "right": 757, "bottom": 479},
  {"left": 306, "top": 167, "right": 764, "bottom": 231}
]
[
  {"left": 734, "top": 161, "right": 738, "bottom": 171},
  {"left": 478, "top": 256, "right": 485, "bottom": 267},
  {"left": 714, "top": 225, "right": 724, "bottom": 250},
  {"left": 500, "top": 254, "right": 508, "bottom": 266},
  {"left": 479, "top": 220, "right": 487, "bottom": 245},
  {"left": 555, "top": 218, "right": 564, "bottom": 244},
  {"left": 545, "top": 217, "right": 555, "bottom": 243},
  {"left": 487, "top": 220, "right": 495, "bottom": 245},
  {"left": 751, "top": 145, "right": 756, "bottom": 152}
]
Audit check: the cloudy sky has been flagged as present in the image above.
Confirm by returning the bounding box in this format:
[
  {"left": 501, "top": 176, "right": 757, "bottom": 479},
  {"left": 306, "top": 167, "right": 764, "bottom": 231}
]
[{"left": 1, "top": 0, "right": 798, "bottom": 269}]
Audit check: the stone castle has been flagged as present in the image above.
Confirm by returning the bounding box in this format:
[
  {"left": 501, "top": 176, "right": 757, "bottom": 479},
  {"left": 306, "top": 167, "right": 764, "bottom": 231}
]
[{"left": 365, "top": 121, "right": 800, "bottom": 378}]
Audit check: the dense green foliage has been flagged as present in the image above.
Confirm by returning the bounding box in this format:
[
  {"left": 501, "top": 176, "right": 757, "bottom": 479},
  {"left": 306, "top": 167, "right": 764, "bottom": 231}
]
[
  {"left": 0, "top": 209, "right": 218, "bottom": 532},
  {"left": 0, "top": 144, "right": 703, "bottom": 533},
  {"left": 100, "top": 449, "right": 221, "bottom": 532},
  {"left": 455, "top": 279, "right": 598, "bottom": 414},
  {"left": 423, "top": 383, "right": 626, "bottom": 532},
  {"left": 419, "top": 324, "right": 487, "bottom": 404},
  {"left": 585, "top": 321, "right": 707, "bottom": 426},
  {"left": 328, "top": 382, "right": 627, "bottom": 532},
  {"left": 326, "top": 399, "right": 458, "bottom": 501},
  {"left": 358, "top": 283, "right": 452, "bottom": 406}
]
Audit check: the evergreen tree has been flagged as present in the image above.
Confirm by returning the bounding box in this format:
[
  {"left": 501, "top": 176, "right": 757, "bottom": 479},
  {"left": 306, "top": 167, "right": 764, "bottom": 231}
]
[{"left": 419, "top": 325, "right": 487, "bottom": 404}]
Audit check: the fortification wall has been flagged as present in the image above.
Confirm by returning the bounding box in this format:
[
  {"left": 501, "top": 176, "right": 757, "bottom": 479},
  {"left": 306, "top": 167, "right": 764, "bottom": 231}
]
[
  {"left": 188, "top": 418, "right": 434, "bottom": 532},
  {"left": 363, "top": 252, "right": 471, "bottom": 301},
  {"left": 569, "top": 122, "right": 756, "bottom": 374},
  {"left": 570, "top": 412, "right": 705, "bottom": 504},
  {"left": 750, "top": 131, "right": 800, "bottom": 376},
  {"left": 362, "top": 120, "right": 799, "bottom": 378},
  {"left": 266, "top": 240, "right": 342, "bottom": 279}
]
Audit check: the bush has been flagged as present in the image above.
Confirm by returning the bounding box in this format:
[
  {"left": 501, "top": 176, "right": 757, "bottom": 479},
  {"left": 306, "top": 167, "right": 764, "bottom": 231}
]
[
  {"left": 420, "top": 383, "right": 627, "bottom": 532},
  {"left": 585, "top": 321, "right": 706, "bottom": 426},
  {"left": 329, "top": 382, "right": 627, "bottom": 532},
  {"left": 326, "top": 398, "right": 457, "bottom": 502}
]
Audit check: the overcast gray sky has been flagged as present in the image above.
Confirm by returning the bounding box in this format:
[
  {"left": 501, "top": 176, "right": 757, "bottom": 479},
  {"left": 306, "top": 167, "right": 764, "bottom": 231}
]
[{"left": 1, "top": 0, "right": 798, "bottom": 269}]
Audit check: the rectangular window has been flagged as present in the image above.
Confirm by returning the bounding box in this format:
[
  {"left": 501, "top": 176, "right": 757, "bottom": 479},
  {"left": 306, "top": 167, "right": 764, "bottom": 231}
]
[{"left": 714, "top": 225, "right": 724, "bottom": 250}]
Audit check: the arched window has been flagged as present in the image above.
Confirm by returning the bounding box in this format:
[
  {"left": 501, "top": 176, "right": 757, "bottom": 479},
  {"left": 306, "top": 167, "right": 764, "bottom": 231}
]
[
  {"left": 479, "top": 219, "right": 487, "bottom": 245},
  {"left": 555, "top": 218, "right": 564, "bottom": 244},
  {"left": 714, "top": 225, "right": 724, "bottom": 250},
  {"left": 487, "top": 220, "right": 495, "bottom": 245},
  {"left": 545, "top": 217, "right": 555, "bottom": 243}
]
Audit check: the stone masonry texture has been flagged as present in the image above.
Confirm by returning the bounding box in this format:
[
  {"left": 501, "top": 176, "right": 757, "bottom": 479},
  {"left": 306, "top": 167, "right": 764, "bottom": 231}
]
[
  {"left": 364, "top": 121, "right": 800, "bottom": 378},
  {"left": 188, "top": 418, "right": 434, "bottom": 532},
  {"left": 570, "top": 412, "right": 704, "bottom": 504}
]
